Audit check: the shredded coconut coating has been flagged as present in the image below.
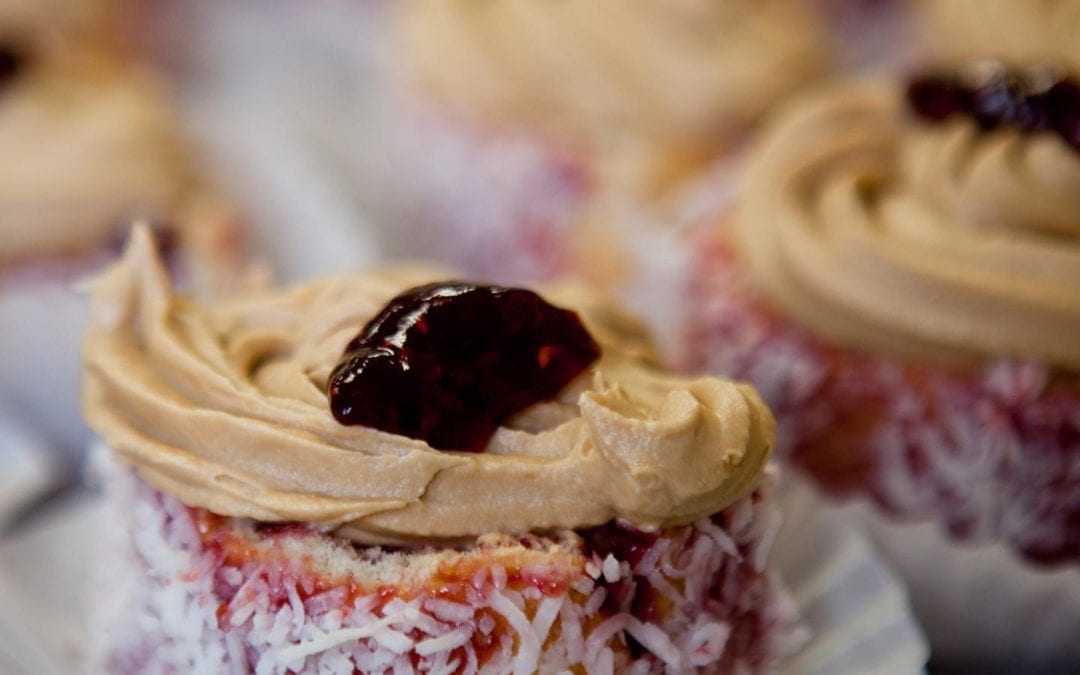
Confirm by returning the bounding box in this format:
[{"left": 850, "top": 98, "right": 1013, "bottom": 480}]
[
  {"left": 89, "top": 463, "right": 800, "bottom": 674},
  {"left": 685, "top": 234, "right": 1080, "bottom": 565}
]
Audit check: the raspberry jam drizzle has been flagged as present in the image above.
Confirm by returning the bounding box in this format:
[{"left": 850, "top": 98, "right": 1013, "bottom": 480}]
[
  {"left": 328, "top": 281, "right": 600, "bottom": 452},
  {"left": 907, "top": 63, "right": 1080, "bottom": 150}
]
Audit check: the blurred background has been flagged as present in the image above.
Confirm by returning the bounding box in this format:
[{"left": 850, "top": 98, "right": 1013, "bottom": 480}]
[{"left": 0, "top": 1, "right": 1075, "bottom": 673}]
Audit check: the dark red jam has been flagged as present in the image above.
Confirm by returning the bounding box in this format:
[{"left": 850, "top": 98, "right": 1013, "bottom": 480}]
[
  {"left": 581, "top": 520, "right": 660, "bottom": 569},
  {"left": 906, "top": 64, "right": 1080, "bottom": 151},
  {"left": 328, "top": 282, "right": 600, "bottom": 452},
  {"left": 581, "top": 521, "right": 662, "bottom": 626}
]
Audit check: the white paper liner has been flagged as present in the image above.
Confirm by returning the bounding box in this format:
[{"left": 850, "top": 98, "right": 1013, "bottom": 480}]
[
  {"left": 0, "top": 467, "right": 926, "bottom": 674},
  {"left": 0, "top": 493, "right": 102, "bottom": 675},
  {"left": 774, "top": 475, "right": 927, "bottom": 675},
  {"left": 845, "top": 502, "right": 1080, "bottom": 670}
]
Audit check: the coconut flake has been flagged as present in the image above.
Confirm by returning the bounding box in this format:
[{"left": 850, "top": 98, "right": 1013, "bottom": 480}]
[
  {"left": 488, "top": 589, "right": 541, "bottom": 675},
  {"left": 275, "top": 608, "right": 415, "bottom": 663},
  {"left": 594, "top": 646, "right": 615, "bottom": 675},
  {"left": 531, "top": 596, "right": 563, "bottom": 646},
  {"left": 583, "top": 587, "right": 607, "bottom": 617},
  {"left": 626, "top": 618, "right": 683, "bottom": 669},
  {"left": 584, "top": 558, "right": 601, "bottom": 579},
  {"left": 685, "top": 620, "right": 731, "bottom": 667},
  {"left": 601, "top": 554, "right": 621, "bottom": 583},
  {"left": 490, "top": 563, "right": 508, "bottom": 590},
  {"left": 559, "top": 602, "right": 585, "bottom": 664},
  {"left": 416, "top": 628, "right": 472, "bottom": 656},
  {"left": 695, "top": 518, "right": 739, "bottom": 557},
  {"left": 373, "top": 627, "right": 415, "bottom": 654},
  {"left": 584, "top": 615, "right": 627, "bottom": 662}
]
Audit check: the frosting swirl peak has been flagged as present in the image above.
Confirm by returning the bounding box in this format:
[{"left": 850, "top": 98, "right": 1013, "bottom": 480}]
[
  {"left": 83, "top": 229, "right": 773, "bottom": 544},
  {"left": 734, "top": 79, "right": 1080, "bottom": 370}
]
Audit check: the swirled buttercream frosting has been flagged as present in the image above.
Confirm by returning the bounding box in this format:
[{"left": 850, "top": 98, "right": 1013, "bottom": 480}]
[
  {"left": 920, "top": 0, "right": 1080, "bottom": 70},
  {"left": 83, "top": 228, "right": 774, "bottom": 544},
  {"left": 398, "top": 0, "right": 826, "bottom": 158},
  {"left": 733, "top": 79, "right": 1080, "bottom": 370}
]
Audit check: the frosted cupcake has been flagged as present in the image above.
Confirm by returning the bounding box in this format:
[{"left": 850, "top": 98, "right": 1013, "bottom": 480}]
[
  {"left": 82, "top": 228, "right": 805, "bottom": 673},
  {"left": 391, "top": 0, "right": 829, "bottom": 284},
  {"left": 0, "top": 46, "right": 243, "bottom": 460},
  {"left": 683, "top": 64, "right": 1080, "bottom": 665},
  {"left": 0, "top": 0, "right": 127, "bottom": 58},
  {"left": 918, "top": 0, "right": 1080, "bottom": 71}
]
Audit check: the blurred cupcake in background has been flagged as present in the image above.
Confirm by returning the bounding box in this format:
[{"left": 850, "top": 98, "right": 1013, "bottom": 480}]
[
  {"left": 0, "top": 0, "right": 129, "bottom": 59},
  {"left": 0, "top": 0, "right": 245, "bottom": 472},
  {"left": 682, "top": 61, "right": 1080, "bottom": 668},
  {"left": 918, "top": 0, "right": 1080, "bottom": 70},
  {"left": 390, "top": 0, "right": 830, "bottom": 288}
]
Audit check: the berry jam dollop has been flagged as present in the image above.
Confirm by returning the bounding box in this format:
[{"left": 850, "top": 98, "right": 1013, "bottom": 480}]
[
  {"left": 906, "top": 63, "right": 1080, "bottom": 151},
  {"left": 328, "top": 282, "right": 601, "bottom": 452}
]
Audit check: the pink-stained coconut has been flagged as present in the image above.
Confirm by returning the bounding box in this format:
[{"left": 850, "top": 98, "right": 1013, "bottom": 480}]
[
  {"left": 89, "top": 461, "right": 801, "bottom": 675},
  {"left": 405, "top": 109, "right": 591, "bottom": 285},
  {"left": 683, "top": 233, "right": 1080, "bottom": 567}
]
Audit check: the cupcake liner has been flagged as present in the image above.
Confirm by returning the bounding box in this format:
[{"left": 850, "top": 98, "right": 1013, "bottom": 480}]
[
  {"left": 0, "top": 446, "right": 926, "bottom": 673},
  {"left": 848, "top": 502, "right": 1080, "bottom": 669},
  {"left": 0, "top": 571, "right": 67, "bottom": 675},
  {"left": 773, "top": 475, "right": 928, "bottom": 675},
  {"left": 0, "top": 488, "right": 102, "bottom": 675}
]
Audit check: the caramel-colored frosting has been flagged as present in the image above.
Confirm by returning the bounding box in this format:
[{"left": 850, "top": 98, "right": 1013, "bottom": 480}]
[
  {"left": 0, "top": 0, "right": 126, "bottom": 59},
  {"left": 920, "top": 0, "right": 1080, "bottom": 70},
  {"left": 83, "top": 228, "right": 774, "bottom": 544},
  {"left": 398, "top": 0, "right": 826, "bottom": 165},
  {"left": 0, "top": 62, "right": 196, "bottom": 266},
  {"left": 734, "top": 79, "right": 1080, "bottom": 370}
]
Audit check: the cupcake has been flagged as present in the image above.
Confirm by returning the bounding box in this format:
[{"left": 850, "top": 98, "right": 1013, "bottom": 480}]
[
  {"left": 0, "top": 34, "right": 243, "bottom": 462},
  {"left": 0, "top": 0, "right": 127, "bottom": 59},
  {"left": 82, "top": 227, "right": 804, "bottom": 673},
  {"left": 683, "top": 64, "right": 1080, "bottom": 665},
  {"left": 390, "top": 0, "right": 829, "bottom": 285},
  {"left": 918, "top": 0, "right": 1080, "bottom": 71}
]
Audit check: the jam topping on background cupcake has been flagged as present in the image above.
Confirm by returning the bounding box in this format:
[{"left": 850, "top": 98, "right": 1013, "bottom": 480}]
[
  {"left": 733, "top": 68, "right": 1080, "bottom": 371},
  {"left": 683, "top": 59, "right": 1080, "bottom": 663},
  {"left": 683, "top": 63, "right": 1080, "bottom": 567}
]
